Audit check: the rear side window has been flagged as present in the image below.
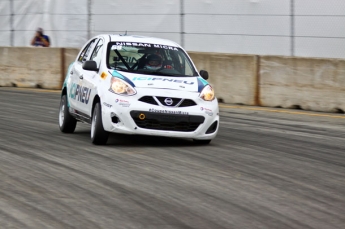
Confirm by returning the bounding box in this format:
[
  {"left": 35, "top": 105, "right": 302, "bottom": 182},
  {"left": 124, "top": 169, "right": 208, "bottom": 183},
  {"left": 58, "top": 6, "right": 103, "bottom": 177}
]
[
  {"left": 78, "top": 39, "right": 98, "bottom": 63},
  {"left": 90, "top": 39, "right": 104, "bottom": 68}
]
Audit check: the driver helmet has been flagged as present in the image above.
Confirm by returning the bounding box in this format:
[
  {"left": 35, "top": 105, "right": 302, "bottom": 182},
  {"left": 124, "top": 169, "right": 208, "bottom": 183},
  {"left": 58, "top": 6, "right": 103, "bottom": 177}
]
[{"left": 145, "top": 54, "right": 162, "bottom": 70}]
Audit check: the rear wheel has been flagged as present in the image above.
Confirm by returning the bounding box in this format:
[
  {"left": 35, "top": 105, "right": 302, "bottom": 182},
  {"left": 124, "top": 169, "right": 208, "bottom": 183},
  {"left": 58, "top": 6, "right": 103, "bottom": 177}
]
[
  {"left": 91, "top": 102, "right": 109, "bottom": 145},
  {"left": 59, "top": 95, "right": 77, "bottom": 133},
  {"left": 193, "top": 139, "right": 211, "bottom": 145}
]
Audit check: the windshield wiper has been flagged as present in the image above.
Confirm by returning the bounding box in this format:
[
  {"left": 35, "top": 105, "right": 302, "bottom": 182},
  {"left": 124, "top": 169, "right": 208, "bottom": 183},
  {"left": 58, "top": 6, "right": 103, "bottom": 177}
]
[
  {"left": 113, "top": 66, "right": 129, "bottom": 71},
  {"left": 121, "top": 69, "right": 193, "bottom": 77},
  {"left": 143, "top": 71, "right": 180, "bottom": 76},
  {"left": 112, "top": 66, "right": 132, "bottom": 72}
]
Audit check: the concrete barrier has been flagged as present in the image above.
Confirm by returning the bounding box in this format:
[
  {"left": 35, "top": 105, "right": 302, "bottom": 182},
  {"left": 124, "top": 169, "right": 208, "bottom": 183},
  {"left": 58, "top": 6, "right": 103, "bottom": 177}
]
[
  {"left": 0, "top": 47, "right": 79, "bottom": 90},
  {"left": 1, "top": 47, "right": 344, "bottom": 113},
  {"left": 188, "top": 52, "right": 258, "bottom": 105},
  {"left": 260, "top": 56, "right": 345, "bottom": 113},
  {"left": 0, "top": 47, "right": 62, "bottom": 89}
]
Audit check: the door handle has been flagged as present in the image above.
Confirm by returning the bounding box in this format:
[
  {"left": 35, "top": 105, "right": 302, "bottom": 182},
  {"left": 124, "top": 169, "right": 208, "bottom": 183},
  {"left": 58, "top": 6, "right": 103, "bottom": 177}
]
[
  {"left": 70, "top": 71, "right": 73, "bottom": 75},
  {"left": 79, "top": 75, "right": 83, "bottom": 79}
]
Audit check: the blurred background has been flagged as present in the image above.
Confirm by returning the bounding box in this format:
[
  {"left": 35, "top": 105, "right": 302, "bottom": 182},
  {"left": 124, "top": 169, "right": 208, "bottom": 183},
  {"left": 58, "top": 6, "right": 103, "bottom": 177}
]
[{"left": 0, "top": 0, "right": 344, "bottom": 58}]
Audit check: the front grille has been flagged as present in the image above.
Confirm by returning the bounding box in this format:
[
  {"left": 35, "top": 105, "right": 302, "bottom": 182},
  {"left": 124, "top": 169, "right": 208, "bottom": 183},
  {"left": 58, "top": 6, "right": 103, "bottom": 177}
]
[
  {"left": 139, "top": 96, "right": 197, "bottom": 107},
  {"left": 156, "top": 97, "right": 181, "bottom": 106},
  {"left": 138, "top": 96, "right": 158, "bottom": 105},
  {"left": 130, "top": 111, "right": 205, "bottom": 132},
  {"left": 179, "top": 99, "right": 197, "bottom": 107}
]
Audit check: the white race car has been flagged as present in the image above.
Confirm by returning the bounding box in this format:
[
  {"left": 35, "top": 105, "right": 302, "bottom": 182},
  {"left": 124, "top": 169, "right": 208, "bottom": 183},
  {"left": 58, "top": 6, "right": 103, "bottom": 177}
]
[{"left": 59, "top": 34, "right": 219, "bottom": 145}]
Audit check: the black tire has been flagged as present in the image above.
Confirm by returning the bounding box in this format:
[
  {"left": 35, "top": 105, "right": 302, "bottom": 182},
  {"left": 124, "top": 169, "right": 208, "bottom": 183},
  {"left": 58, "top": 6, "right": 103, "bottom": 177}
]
[
  {"left": 59, "top": 95, "right": 77, "bottom": 133},
  {"left": 91, "top": 102, "right": 109, "bottom": 145},
  {"left": 193, "top": 139, "right": 211, "bottom": 145}
]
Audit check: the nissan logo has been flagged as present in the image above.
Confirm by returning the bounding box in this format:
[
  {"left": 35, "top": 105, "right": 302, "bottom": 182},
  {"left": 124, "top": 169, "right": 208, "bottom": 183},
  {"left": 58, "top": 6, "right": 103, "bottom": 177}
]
[{"left": 164, "top": 98, "right": 173, "bottom": 106}]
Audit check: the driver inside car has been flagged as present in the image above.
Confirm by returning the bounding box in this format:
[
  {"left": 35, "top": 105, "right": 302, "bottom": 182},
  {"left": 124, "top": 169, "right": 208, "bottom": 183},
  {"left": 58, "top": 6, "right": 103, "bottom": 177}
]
[{"left": 144, "top": 54, "right": 163, "bottom": 70}]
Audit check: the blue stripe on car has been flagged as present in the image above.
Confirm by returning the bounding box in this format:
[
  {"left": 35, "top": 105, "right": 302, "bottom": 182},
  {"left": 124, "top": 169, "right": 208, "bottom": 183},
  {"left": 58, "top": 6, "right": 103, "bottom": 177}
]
[
  {"left": 111, "top": 70, "right": 136, "bottom": 87},
  {"left": 197, "top": 77, "right": 209, "bottom": 92}
]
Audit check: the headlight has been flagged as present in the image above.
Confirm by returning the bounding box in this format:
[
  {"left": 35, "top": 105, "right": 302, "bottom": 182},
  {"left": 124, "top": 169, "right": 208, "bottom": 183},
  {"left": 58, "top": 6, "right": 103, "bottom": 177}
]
[
  {"left": 199, "top": 85, "right": 215, "bottom": 101},
  {"left": 110, "top": 77, "right": 136, "bottom": 96}
]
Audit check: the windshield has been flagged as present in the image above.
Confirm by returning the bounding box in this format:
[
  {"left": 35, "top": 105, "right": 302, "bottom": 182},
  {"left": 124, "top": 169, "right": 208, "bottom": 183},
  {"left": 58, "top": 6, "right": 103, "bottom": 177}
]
[{"left": 107, "top": 42, "right": 198, "bottom": 77}]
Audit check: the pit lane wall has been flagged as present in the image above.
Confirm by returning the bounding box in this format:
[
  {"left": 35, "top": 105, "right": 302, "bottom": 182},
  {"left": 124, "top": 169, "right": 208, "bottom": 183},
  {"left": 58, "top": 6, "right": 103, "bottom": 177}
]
[
  {"left": 188, "top": 52, "right": 258, "bottom": 106},
  {"left": 259, "top": 56, "right": 345, "bottom": 113},
  {"left": 190, "top": 53, "right": 345, "bottom": 113},
  {"left": 0, "top": 47, "right": 79, "bottom": 89},
  {"left": 0, "top": 47, "right": 344, "bottom": 113}
]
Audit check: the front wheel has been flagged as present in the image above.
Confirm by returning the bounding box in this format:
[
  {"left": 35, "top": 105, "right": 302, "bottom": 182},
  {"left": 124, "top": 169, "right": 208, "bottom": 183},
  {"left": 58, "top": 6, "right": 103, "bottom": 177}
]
[
  {"left": 193, "top": 139, "right": 211, "bottom": 145},
  {"left": 59, "top": 95, "right": 77, "bottom": 133},
  {"left": 91, "top": 102, "right": 109, "bottom": 145}
]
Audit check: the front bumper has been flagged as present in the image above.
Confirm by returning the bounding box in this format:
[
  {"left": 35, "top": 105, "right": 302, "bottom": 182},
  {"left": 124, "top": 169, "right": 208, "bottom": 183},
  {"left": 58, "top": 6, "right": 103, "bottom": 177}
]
[{"left": 101, "top": 89, "right": 219, "bottom": 140}]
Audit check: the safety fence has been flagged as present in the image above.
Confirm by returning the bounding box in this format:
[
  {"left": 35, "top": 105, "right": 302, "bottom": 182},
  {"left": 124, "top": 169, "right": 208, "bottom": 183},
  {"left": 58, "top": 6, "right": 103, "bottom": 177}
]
[{"left": 0, "top": 0, "right": 344, "bottom": 58}]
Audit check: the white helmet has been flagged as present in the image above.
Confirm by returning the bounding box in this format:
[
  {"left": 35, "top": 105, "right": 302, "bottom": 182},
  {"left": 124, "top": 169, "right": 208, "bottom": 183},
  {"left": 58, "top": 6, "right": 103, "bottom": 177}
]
[{"left": 145, "top": 54, "right": 162, "bottom": 70}]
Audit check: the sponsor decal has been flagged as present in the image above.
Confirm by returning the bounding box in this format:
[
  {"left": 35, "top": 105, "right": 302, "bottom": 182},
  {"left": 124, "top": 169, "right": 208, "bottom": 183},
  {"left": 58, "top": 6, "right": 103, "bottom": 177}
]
[
  {"left": 113, "top": 42, "right": 178, "bottom": 51},
  {"left": 100, "top": 72, "right": 107, "bottom": 80},
  {"left": 132, "top": 77, "right": 194, "bottom": 85},
  {"left": 200, "top": 107, "right": 213, "bottom": 116},
  {"left": 69, "top": 83, "right": 91, "bottom": 104},
  {"left": 103, "top": 102, "right": 112, "bottom": 108},
  {"left": 152, "top": 44, "right": 179, "bottom": 51},
  {"left": 149, "top": 108, "right": 188, "bottom": 115},
  {"left": 111, "top": 45, "right": 122, "bottom": 50},
  {"left": 115, "top": 98, "right": 130, "bottom": 107}
]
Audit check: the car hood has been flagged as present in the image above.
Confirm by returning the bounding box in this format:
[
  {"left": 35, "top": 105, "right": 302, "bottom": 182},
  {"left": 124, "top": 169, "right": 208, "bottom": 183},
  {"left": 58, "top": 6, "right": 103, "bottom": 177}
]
[{"left": 117, "top": 71, "right": 207, "bottom": 93}]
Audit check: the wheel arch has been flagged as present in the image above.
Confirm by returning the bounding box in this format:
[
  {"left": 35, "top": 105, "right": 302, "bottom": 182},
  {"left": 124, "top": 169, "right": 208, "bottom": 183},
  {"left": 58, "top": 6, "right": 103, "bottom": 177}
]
[
  {"left": 61, "top": 87, "right": 67, "bottom": 97},
  {"left": 61, "top": 87, "right": 71, "bottom": 108},
  {"left": 91, "top": 94, "right": 101, "bottom": 118}
]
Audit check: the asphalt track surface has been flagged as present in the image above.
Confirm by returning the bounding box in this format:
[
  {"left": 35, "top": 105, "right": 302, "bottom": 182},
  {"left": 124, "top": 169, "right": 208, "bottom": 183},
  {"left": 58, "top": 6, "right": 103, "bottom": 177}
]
[{"left": 0, "top": 87, "right": 344, "bottom": 229}]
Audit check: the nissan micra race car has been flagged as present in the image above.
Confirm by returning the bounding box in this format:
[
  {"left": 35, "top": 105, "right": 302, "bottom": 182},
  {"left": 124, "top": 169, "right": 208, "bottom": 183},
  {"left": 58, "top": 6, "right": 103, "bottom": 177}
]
[{"left": 59, "top": 34, "right": 219, "bottom": 145}]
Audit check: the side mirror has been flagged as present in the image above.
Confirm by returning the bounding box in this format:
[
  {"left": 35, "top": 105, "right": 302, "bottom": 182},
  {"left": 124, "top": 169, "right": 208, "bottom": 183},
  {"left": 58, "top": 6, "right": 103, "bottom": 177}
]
[
  {"left": 82, "top": 60, "right": 98, "bottom": 71},
  {"left": 200, "top": 70, "right": 209, "bottom": 80}
]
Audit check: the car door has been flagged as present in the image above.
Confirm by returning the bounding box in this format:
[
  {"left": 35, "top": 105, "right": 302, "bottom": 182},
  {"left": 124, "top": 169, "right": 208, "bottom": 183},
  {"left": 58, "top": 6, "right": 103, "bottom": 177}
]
[{"left": 70, "top": 38, "right": 98, "bottom": 116}]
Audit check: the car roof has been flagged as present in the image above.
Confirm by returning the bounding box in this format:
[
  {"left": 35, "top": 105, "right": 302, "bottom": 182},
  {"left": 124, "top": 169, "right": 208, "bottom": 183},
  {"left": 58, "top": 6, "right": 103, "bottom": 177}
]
[{"left": 103, "top": 34, "right": 181, "bottom": 47}]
